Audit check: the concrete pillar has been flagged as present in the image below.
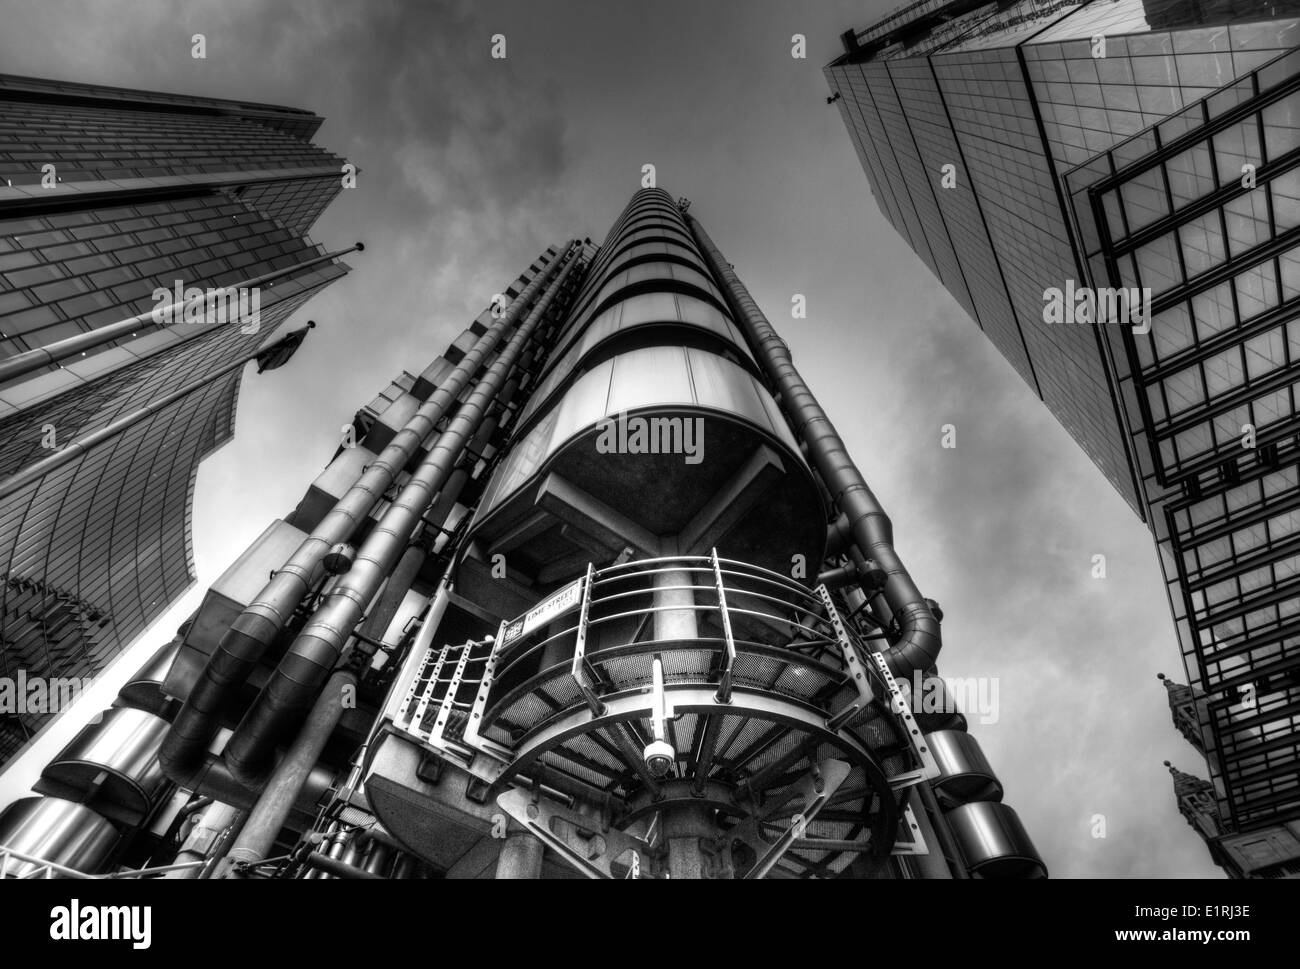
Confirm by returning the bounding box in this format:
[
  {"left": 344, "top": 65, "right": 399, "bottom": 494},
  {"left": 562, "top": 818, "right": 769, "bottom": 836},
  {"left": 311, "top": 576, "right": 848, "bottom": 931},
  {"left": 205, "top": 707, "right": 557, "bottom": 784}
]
[
  {"left": 663, "top": 804, "right": 712, "bottom": 880},
  {"left": 654, "top": 567, "right": 697, "bottom": 642},
  {"left": 495, "top": 830, "right": 544, "bottom": 879}
]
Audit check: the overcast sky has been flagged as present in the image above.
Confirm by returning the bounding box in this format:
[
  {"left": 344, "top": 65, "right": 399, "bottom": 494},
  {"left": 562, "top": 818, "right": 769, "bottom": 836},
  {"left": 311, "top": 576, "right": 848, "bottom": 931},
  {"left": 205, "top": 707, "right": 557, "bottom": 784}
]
[{"left": 0, "top": 0, "right": 1222, "bottom": 878}]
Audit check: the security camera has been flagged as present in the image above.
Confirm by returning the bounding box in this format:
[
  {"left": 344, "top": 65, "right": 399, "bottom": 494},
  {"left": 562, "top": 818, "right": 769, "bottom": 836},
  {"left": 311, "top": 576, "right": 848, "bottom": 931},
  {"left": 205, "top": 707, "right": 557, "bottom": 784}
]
[{"left": 643, "top": 739, "right": 675, "bottom": 778}]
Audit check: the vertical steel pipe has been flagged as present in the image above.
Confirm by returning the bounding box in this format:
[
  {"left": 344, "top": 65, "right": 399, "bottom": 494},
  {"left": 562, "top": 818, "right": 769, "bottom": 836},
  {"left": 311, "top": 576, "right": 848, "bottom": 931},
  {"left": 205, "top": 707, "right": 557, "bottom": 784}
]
[
  {"left": 686, "top": 214, "right": 941, "bottom": 677},
  {"left": 160, "top": 244, "right": 574, "bottom": 784},
  {"left": 222, "top": 246, "right": 583, "bottom": 783}
]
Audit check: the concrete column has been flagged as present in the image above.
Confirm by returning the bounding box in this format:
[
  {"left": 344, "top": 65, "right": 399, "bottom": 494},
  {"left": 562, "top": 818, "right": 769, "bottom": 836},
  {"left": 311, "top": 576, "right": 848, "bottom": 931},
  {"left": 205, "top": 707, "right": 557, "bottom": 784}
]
[
  {"left": 359, "top": 541, "right": 427, "bottom": 643},
  {"left": 653, "top": 567, "right": 697, "bottom": 642},
  {"left": 495, "top": 830, "right": 544, "bottom": 879},
  {"left": 652, "top": 567, "right": 713, "bottom": 877},
  {"left": 663, "top": 803, "right": 712, "bottom": 880}
]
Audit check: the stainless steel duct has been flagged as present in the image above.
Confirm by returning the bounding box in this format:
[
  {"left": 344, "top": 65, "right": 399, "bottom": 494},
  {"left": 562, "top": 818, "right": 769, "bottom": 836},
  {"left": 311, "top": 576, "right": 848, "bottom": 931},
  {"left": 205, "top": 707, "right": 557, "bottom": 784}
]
[
  {"left": 0, "top": 798, "right": 119, "bottom": 877},
  {"left": 221, "top": 246, "right": 584, "bottom": 784},
  {"left": 686, "top": 213, "right": 941, "bottom": 677},
  {"left": 118, "top": 637, "right": 182, "bottom": 717},
  {"left": 41, "top": 707, "right": 171, "bottom": 819},
  {"left": 218, "top": 670, "right": 357, "bottom": 878},
  {"left": 159, "top": 243, "right": 576, "bottom": 786},
  {"left": 945, "top": 801, "right": 1047, "bottom": 878},
  {"left": 357, "top": 396, "right": 505, "bottom": 646}
]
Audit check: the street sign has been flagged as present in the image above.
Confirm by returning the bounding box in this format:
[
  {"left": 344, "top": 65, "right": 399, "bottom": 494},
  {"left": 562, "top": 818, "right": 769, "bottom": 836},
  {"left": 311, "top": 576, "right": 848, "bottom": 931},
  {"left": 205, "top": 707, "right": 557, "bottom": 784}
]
[{"left": 501, "top": 575, "right": 584, "bottom": 647}]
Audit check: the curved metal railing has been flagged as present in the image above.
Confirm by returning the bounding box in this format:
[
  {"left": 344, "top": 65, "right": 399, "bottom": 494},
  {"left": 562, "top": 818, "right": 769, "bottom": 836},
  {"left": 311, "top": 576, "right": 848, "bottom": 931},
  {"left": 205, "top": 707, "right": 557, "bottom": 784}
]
[{"left": 389, "top": 553, "right": 941, "bottom": 876}]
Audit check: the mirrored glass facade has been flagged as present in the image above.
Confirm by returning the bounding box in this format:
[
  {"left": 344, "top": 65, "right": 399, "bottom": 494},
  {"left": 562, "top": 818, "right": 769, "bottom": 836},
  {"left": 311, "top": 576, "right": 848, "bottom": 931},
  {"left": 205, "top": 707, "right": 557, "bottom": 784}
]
[
  {"left": 0, "top": 74, "right": 349, "bottom": 766},
  {"left": 829, "top": 1, "right": 1300, "bottom": 872}
]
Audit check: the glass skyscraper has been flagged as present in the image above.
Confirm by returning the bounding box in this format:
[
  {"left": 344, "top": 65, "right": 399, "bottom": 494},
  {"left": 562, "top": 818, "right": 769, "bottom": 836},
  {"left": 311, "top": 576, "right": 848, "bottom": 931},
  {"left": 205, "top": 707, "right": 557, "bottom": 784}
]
[
  {"left": 0, "top": 74, "right": 351, "bottom": 766},
  {"left": 828, "top": 1, "right": 1300, "bottom": 876}
]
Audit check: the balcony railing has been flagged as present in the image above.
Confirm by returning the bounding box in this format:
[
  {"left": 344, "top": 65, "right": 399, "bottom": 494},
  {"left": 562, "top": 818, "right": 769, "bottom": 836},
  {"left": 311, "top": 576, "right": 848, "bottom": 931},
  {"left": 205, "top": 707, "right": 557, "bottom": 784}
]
[{"left": 389, "top": 553, "right": 939, "bottom": 875}]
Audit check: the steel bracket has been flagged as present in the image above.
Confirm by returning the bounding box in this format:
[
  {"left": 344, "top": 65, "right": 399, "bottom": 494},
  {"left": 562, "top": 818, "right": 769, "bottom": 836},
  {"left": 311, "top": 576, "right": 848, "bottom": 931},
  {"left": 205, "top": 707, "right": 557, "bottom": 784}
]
[
  {"left": 727, "top": 757, "right": 850, "bottom": 879},
  {"left": 496, "top": 788, "right": 652, "bottom": 879}
]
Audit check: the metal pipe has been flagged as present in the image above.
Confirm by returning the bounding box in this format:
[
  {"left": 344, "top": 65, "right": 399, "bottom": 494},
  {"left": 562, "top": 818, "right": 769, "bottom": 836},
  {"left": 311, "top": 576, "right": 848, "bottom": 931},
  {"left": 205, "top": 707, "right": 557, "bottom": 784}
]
[
  {"left": 159, "top": 243, "right": 574, "bottom": 786},
  {"left": 164, "top": 801, "right": 244, "bottom": 879},
  {"left": 687, "top": 213, "right": 941, "bottom": 677},
  {"left": 178, "top": 796, "right": 213, "bottom": 818},
  {"left": 217, "top": 670, "right": 356, "bottom": 878},
  {"left": 0, "top": 244, "right": 360, "bottom": 386},
  {"left": 391, "top": 854, "right": 418, "bottom": 879},
  {"left": 826, "top": 512, "right": 853, "bottom": 556},
  {"left": 304, "top": 850, "right": 383, "bottom": 880},
  {"left": 817, "top": 563, "right": 858, "bottom": 589},
  {"left": 222, "top": 246, "right": 584, "bottom": 783},
  {"left": 0, "top": 323, "right": 316, "bottom": 502},
  {"left": 362, "top": 840, "right": 392, "bottom": 876}
]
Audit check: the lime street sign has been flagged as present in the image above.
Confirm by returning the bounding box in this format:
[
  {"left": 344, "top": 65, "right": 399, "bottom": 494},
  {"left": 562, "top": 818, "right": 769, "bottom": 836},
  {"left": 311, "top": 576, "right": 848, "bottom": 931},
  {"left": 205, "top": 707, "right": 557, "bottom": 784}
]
[{"left": 500, "top": 575, "right": 584, "bottom": 647}]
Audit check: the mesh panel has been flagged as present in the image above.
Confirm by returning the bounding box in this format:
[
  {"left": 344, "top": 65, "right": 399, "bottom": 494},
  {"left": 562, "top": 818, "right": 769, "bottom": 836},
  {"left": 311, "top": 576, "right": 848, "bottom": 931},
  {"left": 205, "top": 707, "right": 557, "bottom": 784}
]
[
  {"left": 542, "top": 748, "right": 614, "bottom": 788},
  {"left": 669, "top": 712, "right": 699, "bottom": 759},
  {"left": 720, "top": 716, "right": 777, "bottom": 768},
  {"left": 743, "top": 727, "right": 805, "bottom": 774},
  {"left": 660, "top": 648, "right": 713, "bottom": 681},
  {"left": 540, "top": 675, "right": 582, "bottom": 709},
  {"left": 494, "top": 690, "right": 553, "bottom": 737},
  {"left": 731, "top": 652, "right": 784, "bottom": 690},
  {"left": 600, "top": 653, "right": 653, "bottom": 689},
  {"left": 566, "top": 731, "right": 625, "bottom": 771}
]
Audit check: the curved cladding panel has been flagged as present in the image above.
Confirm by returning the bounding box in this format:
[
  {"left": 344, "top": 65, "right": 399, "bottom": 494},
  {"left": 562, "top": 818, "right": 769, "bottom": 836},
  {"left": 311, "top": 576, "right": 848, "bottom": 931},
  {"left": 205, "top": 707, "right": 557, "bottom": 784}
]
[
  {"left": 945, "top": 801, "right": 1047, "bottom": 879},
  {"left": 568, "top": 259, "right": 727, "bottom": 338},
  {"left": 40, "top": 707, "right": 170, "bottom": 817},
  {"left": 454, "top": 188, "right": 825, "bottom": 613},
  {"left": 464, "top": 343, "right": 825, "bottom": 590},
  {"left": 558, "top": 188, "right": 718, "bottom": 333},
  {"left": 0, "top": 797, "right": 119, "bottom": 876},
  {"left": 117, "top": 639, "right": 180, "bottom": 717},
  {"left": 906, "top": 671, "right": 967, "bottom": 732},
  {"left": 925, "top": 728, "right": 1003, "bottom": 805},
  {"left": 520, "top": 189, "right": 761, "bottom": 435},
  {"left": 518, "top": 290, "right": 758, "bottom": 427}
]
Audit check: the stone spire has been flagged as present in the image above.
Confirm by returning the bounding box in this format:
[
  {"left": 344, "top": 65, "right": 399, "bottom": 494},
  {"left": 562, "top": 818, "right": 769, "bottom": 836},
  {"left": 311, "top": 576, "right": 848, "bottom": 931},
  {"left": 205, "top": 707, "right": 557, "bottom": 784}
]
[
  {"left": 1157, "top": 672, "right": 1207, "bottom": 755},
  {"left": 1164, "top": 760, "right": 1223, "bottom": 840}
]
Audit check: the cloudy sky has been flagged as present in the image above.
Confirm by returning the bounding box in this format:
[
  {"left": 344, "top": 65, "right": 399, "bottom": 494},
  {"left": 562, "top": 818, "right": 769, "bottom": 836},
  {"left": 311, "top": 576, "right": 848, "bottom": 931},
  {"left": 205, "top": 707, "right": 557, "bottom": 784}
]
[{"left": 0, "top": 0, "right": 1221, "bottom": 877}]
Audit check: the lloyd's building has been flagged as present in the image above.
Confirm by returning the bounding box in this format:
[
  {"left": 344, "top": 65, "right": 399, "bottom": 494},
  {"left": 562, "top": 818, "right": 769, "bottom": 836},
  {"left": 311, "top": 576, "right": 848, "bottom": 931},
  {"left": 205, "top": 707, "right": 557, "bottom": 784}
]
[{"left": 0, "top": 186, "right": 1045, "bottom": 880}]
